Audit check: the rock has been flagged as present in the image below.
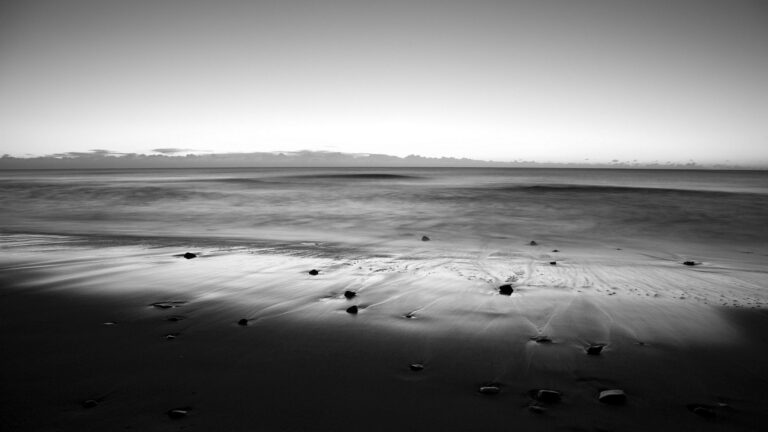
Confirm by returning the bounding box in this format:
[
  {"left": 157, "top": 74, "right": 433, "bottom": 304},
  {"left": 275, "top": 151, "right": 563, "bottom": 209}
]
[
  {"left": 478, "top": 385, "right": 501, "bottom": 395},
  {"left": 690, "top": 405, "right": 717, "bottom": 419},
  {"left": 167, "top": 409, "right": 189, "bottom": 419},
  {"left": 528, "top": 404, "right": 546, "bottom": 414},
  {"left": 598, "top": 389, "right": 627, "bottom": 405},
  {"left": 238, "top": 318, "right": 248, "bottom": 326},
  {"left": 165, "top": 334, "right": 177, "bottom": 340},
  {"left": 344, "top": 290, "right": 356, "bottom": 299},
  {"left": 308, "top": 269, "right": 319, "bottom": 275},
  {"left": 552, "top": 249, "right": 559, "bottom": 252},
  {"left": 529, "top": 241, "right": 538, "bottom": 246},
  {"left": 103, "top": 321, "right": 117, "bottom": 326},
  {"left": 150, "top": 301, "right": 185, "bottom": 309},
  {"left": 82, "top": 399, "right": 99, "bottom": 408},
  {"left": 409, "top": 363, "right": 424, "bottom": 371},
  {"left": 549, "top": 261, "right": 557, "bottom": 265},
  {"left": 403, "top": 313, "right": 415, "bottom": 319},
  {"left": 586, "top": 344, "right": 605, "bottom": 355},
  {"left": 498, "top": 284, "right": 514, "bottom": 295},
  {"left": 183, "top": 252, "right": 196, "bottom": 259},
  {"left": 536, "top": 389, "right": 562, "bottom": 403},
  {"left": 167, "top": 315, "right": 186, "bottom": 322},
  {"left": 421, "top": 236, "right": 430, "bottom": 241},
  {"left": 683, "top": 261, "right": 697, "bottom": 266},
  {"left": 530, "top": 335, "right": 552, "bottom": 344},
  {"left": 346, "top": 305, "right": 358, "bottom": 314}
]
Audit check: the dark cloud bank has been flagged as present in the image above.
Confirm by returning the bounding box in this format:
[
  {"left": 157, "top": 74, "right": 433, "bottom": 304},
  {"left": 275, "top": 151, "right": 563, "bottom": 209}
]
[{"left": 0, "top": 150, "right": 757, "bottom": 170}]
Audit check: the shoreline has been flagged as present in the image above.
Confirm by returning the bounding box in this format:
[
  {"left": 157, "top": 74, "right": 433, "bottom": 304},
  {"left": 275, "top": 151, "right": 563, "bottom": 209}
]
[{"left": 1, "top": 235, "right": 767, "bottom": 431}]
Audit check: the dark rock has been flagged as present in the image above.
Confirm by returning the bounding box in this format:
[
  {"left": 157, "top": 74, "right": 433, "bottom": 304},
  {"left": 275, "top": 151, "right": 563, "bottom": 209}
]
[
  {"left": 549, "top": 261, "right": 557, "bottom": 265},
  {"left": 167, "top": 408, "right": 189, "bottom": 419},
  {"left": 586, "top": 344, "right": 605, "bottom": 355},
  {"left": 498, "top": 284, "right": 514, "bottom": 295},
  {"left": 403, "top": 313, "right": 415, "bottom": 319},
  {"left": 552, "top": 249, "right": 559, "bottom": 252},
  {"left": 421, "top": 235, "right": 430, "bottom": 241},
  {"left": 409, "top": 363, "right": 424, "bottom": 371},
  {"left": 238, "top": 318, "right": 249, "bottom": 326},
  {"left": 530, "top": 335, "right": 553, "bottom": 344},
  {"left": 528, "top": 404, "right": 546, "bottom": 414},
  {"left": 308, "top": 269, "right": 319, "bottom": 275},
  {"left": 150, "top": 301, "right": 185, "bottom": 309},
  {"left": 344, "top": 290, "right": 356, "bottom": 299},
  {"left": 598, "top": 389, "right": 627, "bottom": 405},
  {"left": 167, "top": 315, "right": 186, "bottom": 322},
  {"left": 536, "top": 389, "right": 562, "bottom": 403},
  {"left": 82, "top": 399, "right": 99, "bottom": 408},
  {"left": 183, "top": 252, "right": 196, "bottom": 259},
  {"left": 346, "top": 305, "right": 358, "bottom": 314},
  {"left": 688, "top": 404, "right": 717, "bottom": 419},
  {"left": 478, "top": 385, "right": 501, "bottom": 395},
  {"left": 683, "top": 261, "right": 697, "bottom": 266},
  {"left": 529, "top": 241, "right": 538, "bottom": 246}
]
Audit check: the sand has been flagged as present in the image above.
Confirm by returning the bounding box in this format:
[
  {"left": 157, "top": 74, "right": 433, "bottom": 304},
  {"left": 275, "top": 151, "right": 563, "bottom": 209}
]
[{"left": 1, "top": 234, "right": 767, "bottom": 431}]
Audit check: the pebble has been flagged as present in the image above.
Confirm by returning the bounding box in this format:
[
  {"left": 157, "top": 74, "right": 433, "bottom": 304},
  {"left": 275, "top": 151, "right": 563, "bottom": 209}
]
[
  {"left": 183, "top": 252, "right": 196, "bottom": 259},
  {"left": 409, "top": 363, "right": 424, "bottom": 371},
  {"left": 498, "top": 284, "right": 514, "bottom": 295},
  {"left": 82, "top": 399, "right": 99, "bottom": 408},
  {"left": 167, "top": 409, "right": 189, "bottom": 419},
  {"left": 344, "top": 290, "right": 356, "bottom": 299},
  {"left": 586, "top": 344, "right": 605, "bottom": 355},
  {"left": 238, "top": 318, "right": 249, "bottom": 326},
  {"left": 528, "top": 404, "right": 545, "bottom": 414},
  {"left": 346, "top": 305, "right": 358, "bottom": 314},
  {"left": 536, "top": 389, "right": 562, "bottom": 403},
  {"left": 598, "top": 389, "right": 627, "bottom": 405},
  {"left": 421, "top": 236, "right": 430, "bottom": 241},
  {"left": 529, "top": 241, "right": 538, "bottom": 246},
  {"left": 683, "top": 261, "right": 697, "bottom": 266},
  {"left": 478, "top": 385, "right": 501, "bottom": 395},
  {"left": 530, "top": 335, "right": 553, "bottom": 344},
  {"left": 549, "top": 261, "right": 557, "bottom": 265},
  {"left": 308, "top": 269, "right": 319, "bottom": 275}
]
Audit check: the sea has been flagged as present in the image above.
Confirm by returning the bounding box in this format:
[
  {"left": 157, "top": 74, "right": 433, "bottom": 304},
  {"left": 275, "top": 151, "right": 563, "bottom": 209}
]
[{"left": 1, "top": 168, "right": 767, "bottom": 255}]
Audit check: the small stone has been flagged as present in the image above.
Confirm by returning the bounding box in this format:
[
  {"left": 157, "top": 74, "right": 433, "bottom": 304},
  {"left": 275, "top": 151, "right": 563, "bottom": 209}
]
[
  {"left": 167, "top": 409, "right": 188, "bottom": 419},
  {"left": 409, "top": 363, "right": 424, "bottom": 371},
  {"left": 421, "top": 236, "right": 430, "bottom": 241},
  {"left": 308, "top": 269, "right": 319, "bottom": 275},
  {"left": 549, "top": 261, "right": 557, "bottom": 265},
  {"left": 403, "top": 313, "right": 415, "bottom": 319},
  {"left": 478, "top": 385, "right": 501, "bottom": 395},
  {"left": 151, "top": 303, "right": 173, "bottom": 309},
  {"left": 498, "top": 284, "right": 514, "bottom": 295},
  {"left": 82, "top": 399, "right": 99, "bottom": 408},
  {"left": 238, "top": 319, "right": 248, "bottom": 326},
  {"left": 344, "top": 290, "right": 356, "bottom": 299},
  {"left": 528, "top": 404, "right": 546, "bottom": 414},
  {"left": 683, "top": 261, "right": 697, "bottom": 266},
  {"left": 165, "top": 334, "right": 177, "bottom": 340},
  {"left": 103, "top": 321, "right": 117, "bottom": 326},
  {"left": 529, "top": 241, "right": 538, "bottom": 246},
  {"left": 536, "top": 389, "right": 562, "bottom": 403},
  {"left": 183, "top": 252, "right": 196, "bottom": 259},
  {"left": 167, "top": 315, "right": 186, "bottom": 322},
  {"left": 346, "top": 305, "right": 358, "bottom": 314},
  {"left": 530, "top": 335, "right": 552, "bottom": 344},
  {"left": 691, "top": 405, "right": 717, "bottom": 419},
  {"left": 586, "top": 344, "right": 605, "bottom": 355},
  {"left": 552, "top": 249, "right": 559, "bottom": 252},
  {"left": 598, "top": 389, "right": 627, "bottom": 405}
]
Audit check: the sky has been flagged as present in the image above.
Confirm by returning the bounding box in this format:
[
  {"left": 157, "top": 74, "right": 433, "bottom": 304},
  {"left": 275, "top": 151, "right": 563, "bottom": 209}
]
[{"left": 1, "top": 0, "right": 767, "bottom": 165}]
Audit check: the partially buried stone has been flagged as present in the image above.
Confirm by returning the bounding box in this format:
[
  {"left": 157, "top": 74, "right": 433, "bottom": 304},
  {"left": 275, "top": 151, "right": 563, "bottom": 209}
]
[
  {"left": 552, "top": 249, "right": 559, "bottom": 252},
  {"left": 167, "top": 409, "right": 188, "bottom": 419},
  {"left": 528, "top": 405, "right": 545, "bottom": 414},
  {"left": 344, "top": 290, "right": 356, "bottom": 299},
  {"left": 421, "top": 235, "right": 430, "bottom": 241},
  {"left": 531, "top": 335, "right": 552, "bottom": 344},
  {"left": 409, "top": 363, "right": 424, "bottom": 371},
  {"left": 165, "top": 334, "right": 177, "bottom": 340},
  {"left": 688, "top": 404, "right": 717, "bottom": 419},
  {"left": 238, "top": 319, "right": 248, "bottom": 326},
  {"left": 586, "top": 344, "right": 605, "bottom": 355},
  {"left": 683, "top": 261, "right": 697, "bottom": 266},
  {"left": 183, "top": 252, "right": 196, "bottom": 259},
  {"left": 479, "top": 385, "right": 501, "bottom": 395},
  {"left": 498, "top": 284, "right": 514, "bottom": 295},
  {"left": 308, "top": 269, "right": 319, "bottom": 276},
  {"left": 346, "top": 305, "right": 358, "bottom": 314},
  {"left": 549, "top": 261, "right": 557, "bottom": 265},
  {"left": 598, "top": 389, "right": 627, "bottom": 405},
  {"left": 529, "top": 241, "right": 538, "bottom": 246},
  {"left": 536, "top": 389, "right": 562, "bottom": 403},
  {"left": 82, "top": 399, "right": 99, "bottom": 409}
]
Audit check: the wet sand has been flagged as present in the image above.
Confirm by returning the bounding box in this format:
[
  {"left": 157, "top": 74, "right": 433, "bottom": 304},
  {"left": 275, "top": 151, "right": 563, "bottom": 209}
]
[{"left": 1, "top": 235, "right": 767, "bottom": 431}]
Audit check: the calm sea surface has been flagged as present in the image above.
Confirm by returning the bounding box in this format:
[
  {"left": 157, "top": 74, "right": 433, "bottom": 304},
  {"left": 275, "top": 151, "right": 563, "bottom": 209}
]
[{"left": 1, "top": 168, "right": 767, "bottom": 252}]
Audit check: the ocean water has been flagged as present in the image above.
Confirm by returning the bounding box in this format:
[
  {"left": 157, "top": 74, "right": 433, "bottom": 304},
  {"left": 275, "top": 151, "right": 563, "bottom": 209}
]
[{"left": 1, "top": 168, "right": 767, "bottom": 254}]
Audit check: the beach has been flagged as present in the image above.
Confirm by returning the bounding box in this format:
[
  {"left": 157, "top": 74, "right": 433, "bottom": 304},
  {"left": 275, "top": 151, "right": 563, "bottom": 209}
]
[{"left": 1, "top": 168, "right": 767, "bottom": 431}]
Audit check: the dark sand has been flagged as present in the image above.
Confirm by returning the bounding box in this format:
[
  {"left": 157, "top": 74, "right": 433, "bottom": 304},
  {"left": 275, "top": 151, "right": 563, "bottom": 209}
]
[{"left": 1, "top": 237, "right": 767, "bottom": 431}]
